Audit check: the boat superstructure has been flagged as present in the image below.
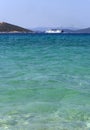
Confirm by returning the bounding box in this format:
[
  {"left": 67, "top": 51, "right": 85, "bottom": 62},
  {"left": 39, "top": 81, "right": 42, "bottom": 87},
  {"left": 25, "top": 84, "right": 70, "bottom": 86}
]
[{"left": 45, "top": 29, "right": 63, "bottom": 33}]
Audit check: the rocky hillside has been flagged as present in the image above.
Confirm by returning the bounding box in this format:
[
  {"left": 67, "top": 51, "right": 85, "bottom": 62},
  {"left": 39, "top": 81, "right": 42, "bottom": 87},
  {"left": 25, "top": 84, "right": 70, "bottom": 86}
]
[{"left": 0, "top": 22, "right": 33, "bottom": 33}]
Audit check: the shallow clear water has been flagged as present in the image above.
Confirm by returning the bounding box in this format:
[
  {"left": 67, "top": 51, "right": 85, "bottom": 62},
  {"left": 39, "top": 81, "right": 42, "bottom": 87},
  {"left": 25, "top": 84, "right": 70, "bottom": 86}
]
[{"left": 0, "top": 34, "right": 90, "bottom": 130}]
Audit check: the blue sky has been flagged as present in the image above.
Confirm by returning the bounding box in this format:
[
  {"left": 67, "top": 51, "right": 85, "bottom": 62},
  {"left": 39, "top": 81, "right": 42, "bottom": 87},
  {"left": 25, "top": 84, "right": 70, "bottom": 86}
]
[{"left": 0, "top": 0, "right": 90, "bottom": 28}]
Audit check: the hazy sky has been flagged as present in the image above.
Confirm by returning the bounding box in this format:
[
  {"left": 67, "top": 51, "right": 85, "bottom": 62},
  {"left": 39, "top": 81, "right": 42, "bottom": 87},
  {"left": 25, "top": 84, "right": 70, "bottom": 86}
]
[{"left": 0, "top": 0, "right": 90, "bottom": 28}]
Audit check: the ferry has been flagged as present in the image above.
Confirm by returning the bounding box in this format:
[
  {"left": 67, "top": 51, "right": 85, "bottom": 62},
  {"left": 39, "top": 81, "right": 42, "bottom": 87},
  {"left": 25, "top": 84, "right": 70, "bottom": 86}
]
[{"left": 45, "top": 29, "right": 63, "bottom": 33}]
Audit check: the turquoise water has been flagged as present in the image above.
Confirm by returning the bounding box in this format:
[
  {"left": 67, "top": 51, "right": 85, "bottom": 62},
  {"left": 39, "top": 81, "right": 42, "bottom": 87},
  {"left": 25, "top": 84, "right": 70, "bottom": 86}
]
[{"left": 0, "top": 34, "right": 90, "bottom": 130}]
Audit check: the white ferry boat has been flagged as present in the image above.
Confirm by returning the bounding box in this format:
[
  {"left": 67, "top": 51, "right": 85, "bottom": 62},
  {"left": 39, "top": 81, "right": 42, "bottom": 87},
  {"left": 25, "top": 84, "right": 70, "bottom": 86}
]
[{"left": 45, "top": 29, "right": 63, "bottom": 33}]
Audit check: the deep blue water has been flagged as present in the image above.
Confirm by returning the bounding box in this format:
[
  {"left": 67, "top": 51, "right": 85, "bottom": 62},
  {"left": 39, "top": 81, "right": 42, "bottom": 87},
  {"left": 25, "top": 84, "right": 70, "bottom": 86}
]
[{"left": 0, "top": 34, "right": 90, "bottom": 130}]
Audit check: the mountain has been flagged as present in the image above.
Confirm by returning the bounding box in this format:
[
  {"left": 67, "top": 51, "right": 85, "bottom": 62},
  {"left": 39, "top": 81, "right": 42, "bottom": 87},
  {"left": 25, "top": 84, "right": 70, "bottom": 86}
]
[
  {"left": 74, "top": 28, "right": 90, "bottom": 33},
  {"left": 63, "top": 28, "right": 90, "bottom": 33},
  {"left": 0, "top": 22, "right": 33, "bottom": 33}
]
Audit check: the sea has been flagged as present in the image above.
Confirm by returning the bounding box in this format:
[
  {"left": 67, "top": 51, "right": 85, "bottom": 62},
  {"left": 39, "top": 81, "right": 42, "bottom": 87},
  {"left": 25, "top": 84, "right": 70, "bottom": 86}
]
[{"left": 0, "top": 33, "right": 90, "bottom": 130}]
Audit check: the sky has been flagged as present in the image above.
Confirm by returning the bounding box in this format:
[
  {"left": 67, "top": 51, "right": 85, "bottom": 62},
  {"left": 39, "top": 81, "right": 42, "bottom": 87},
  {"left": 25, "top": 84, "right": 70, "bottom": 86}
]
[{"left": 0, "top": 0, "right": 90, "bottom": 28}]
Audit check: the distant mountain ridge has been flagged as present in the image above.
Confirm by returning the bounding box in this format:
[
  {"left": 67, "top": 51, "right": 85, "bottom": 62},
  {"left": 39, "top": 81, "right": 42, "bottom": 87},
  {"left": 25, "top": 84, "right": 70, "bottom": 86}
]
[
  {"left": 0, "top": 22, "right": 33, "bottom": 33},
  {"left": 74, "top": 28, "right": 90, "bottom": 33},
  {"left": 1, "top": 22, "right": 90, "bottom": 33},
  {"left": 63, "top": 28, "right": 90, "bottom": 33}
]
